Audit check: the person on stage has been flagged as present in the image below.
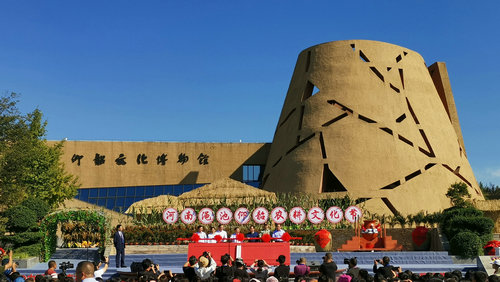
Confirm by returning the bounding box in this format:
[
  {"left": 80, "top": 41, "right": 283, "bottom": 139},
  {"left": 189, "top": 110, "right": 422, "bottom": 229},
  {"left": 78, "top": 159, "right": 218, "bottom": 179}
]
[
  {"left": 207, "top": 226, "right": 217, "bottom": 243},
  {"left": 196, "top": 225, "right": 207, "bottom": 243},
  {"left": 271, "top": 224, "right": 285, "bottom": 242},
  {"left": 246, "top": 225, "right": 259, "bottom": 242},
  {"left": 215, "top": 224, "right": 228, "bottom": 242},
  {"left": 113, "top": 224, "right": 126, "bottom": 268},
  {"left": 230, "top": 227, "right": 243, "bottom": 243},
  {"left": 260, "top": 223, "right": 271, "bottom": 237}
]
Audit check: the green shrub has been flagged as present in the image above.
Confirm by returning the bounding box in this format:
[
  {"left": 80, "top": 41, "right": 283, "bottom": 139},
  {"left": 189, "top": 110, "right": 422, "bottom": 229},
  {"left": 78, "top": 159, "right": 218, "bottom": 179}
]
[
  {"left": 445, "top": 216, "right": 494, "bottom": 242},
  {"left": 449, "top": 231, "right": 482, "bottom": 258},
  {"left": 20, "top": 198, "right": 50, "bottom": 220},
  {"left": 1, "top": 231, "right": 42, "bottom": 246},
  {"left": 4, "top": 206, "right": 38, "bottom": 233},
  {"left": 441, "top": 206, "right": 483, "bottom": 228},
  {"left": 14, "top": 243, "right": 42, "bottom": 257}
]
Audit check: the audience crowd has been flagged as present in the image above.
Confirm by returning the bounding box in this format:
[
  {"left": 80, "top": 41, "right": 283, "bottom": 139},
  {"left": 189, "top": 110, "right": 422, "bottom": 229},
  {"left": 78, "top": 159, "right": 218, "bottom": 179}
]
[{"left": 1, "top": 248, "right": 499, "bottom": 282}]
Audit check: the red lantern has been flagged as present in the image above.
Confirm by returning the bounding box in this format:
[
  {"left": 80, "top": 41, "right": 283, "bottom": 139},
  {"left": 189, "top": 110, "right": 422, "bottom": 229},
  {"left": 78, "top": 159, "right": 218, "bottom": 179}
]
[
  {"left": 214, "top": 235, "right": 222, "bottom": 243},
  {"left": 191, "top": 233, "right": 200, "bottom": 243},
  {"left": 314, "top": 229, "right": 331, "bottom": 248},
  {"left": 262, "top": 233, "right": 271, "bottom": 243}
]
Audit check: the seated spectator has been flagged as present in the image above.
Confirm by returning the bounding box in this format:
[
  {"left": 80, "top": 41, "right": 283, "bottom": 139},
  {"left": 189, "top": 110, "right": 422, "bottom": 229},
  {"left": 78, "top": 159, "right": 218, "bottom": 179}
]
[
  {"left": 216, "top": 254, "right": 234, "bottom": 282},
  {"left": 182, "top": 256, "right": 198, "bottom": 282},
  {"left": 194, "top": 252, "right": 216, "bottom": 280},
  {"left": 273, "top": 255, "right": 290, "bottom": 282},
  {"left": 271, "top": 225, "right": 285, "bottom": 242},
  {"left": 93, "top": 257, "right": 109, "bottom": 279},
  {"left": 246, "top": 226, "right": 260, "bottom": 242},
  {"left": 250, "top": 260, "right": 269, "bottom": 282},
  {"left": 338, "top": 274, "right": 352, "bottom": 282},
  {"left": 231, "top": 227, "right": 243, "bottom": 243},
  {"left": 294, "top": 258, "right": 310, "bottom": 281},
  {"left": 44, "top": 261, "right": 58, "bottom": 279},
  {"left": 233, "top": 259, "right": 250, "bottom": 281}
]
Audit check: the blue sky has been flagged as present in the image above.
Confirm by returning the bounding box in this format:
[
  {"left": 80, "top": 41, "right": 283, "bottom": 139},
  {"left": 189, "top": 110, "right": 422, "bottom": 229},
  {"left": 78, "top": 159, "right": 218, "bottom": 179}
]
[{"left": 0, "top": 1, "right": 498, "bottom": 185}]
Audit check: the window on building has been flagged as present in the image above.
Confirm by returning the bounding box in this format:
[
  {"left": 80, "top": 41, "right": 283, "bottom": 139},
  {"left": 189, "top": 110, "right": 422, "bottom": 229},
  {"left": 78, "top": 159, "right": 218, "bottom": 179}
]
[{"left": 242, "top": 165, "right": 264, "bottom": 184}]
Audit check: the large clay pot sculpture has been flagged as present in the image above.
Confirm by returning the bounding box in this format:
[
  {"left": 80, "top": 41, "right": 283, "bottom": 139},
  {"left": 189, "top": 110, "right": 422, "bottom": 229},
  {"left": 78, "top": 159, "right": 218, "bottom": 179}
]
[{"left": 361, "top": 220, "right": 380, "bottom": 241}]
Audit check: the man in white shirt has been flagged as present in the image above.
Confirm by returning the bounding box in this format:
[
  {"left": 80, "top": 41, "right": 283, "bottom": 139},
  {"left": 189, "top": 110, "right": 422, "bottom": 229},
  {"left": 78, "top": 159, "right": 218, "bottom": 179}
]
[
  {"left": 196, "top": 225, "right": 207, "bottom": 243},
  {"left": 272, "top": 224, "right": 285, "bottom": 242},
  {"left": 76, "top": 261, "right": 98, "bottom": 282},
  {"left": 214, "top": 224, "right": 228, "bottom": 242},
  {"left": 230, "top": 227, "right": 243, "bottom": 243},
  {"left": 94, "top": 256, "right": 109, "bottom": 279}
]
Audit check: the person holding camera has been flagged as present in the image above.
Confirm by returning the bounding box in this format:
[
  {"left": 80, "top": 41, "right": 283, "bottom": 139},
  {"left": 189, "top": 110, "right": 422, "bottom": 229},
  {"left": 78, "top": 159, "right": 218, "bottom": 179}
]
[
  {"left": 183, "top": 256, "right": 198, "bottom": 282},
  {"left": 346, "top": 258, "right": 359, "bottom": 280},
  {"left": 216, "top": 254, "right": 234, "bottom": 282},
  {"left": 372, "top": 256, "right": 392, "bottom": 278},
  {"left": 0, "top": 249, "right": 14, "bottom": 275},
  {"left": 94, "top": 256, "right": 109, "bottom": 279},
  {"left": 294, "top": 257, "right": 310, "bottom": 281},
  {"left": 139, "top": 259, "right": 161, "bottom": 281},
  {"left": 250, "top": 259, "right": 270, "bottom": 282},
  {"left": 44, "top": 261, "right": 58, "bottom": 279},
  {"left": 273, "top": 255, "right": 290, "bottom": 282},
  {"left": 233, "top": 258, "right": 249, "bottom": 280},
  {"left": 195, "top": 251, "right": 216, "bottom": 280}
]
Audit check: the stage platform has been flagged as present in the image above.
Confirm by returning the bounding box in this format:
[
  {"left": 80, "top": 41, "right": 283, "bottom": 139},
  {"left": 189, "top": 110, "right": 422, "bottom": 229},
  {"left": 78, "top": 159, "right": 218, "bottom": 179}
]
[{"left": 16, "top": 250, "right": 478, "bottom": 280}]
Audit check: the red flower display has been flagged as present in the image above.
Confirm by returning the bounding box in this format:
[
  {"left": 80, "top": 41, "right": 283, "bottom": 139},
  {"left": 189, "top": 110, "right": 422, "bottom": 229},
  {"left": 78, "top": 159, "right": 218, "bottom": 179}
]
[
  {"left": 281, "top": 232, "right": 291, "bottom": 242},
  {"left": 191, "top": 233, "right": 200, "bottom": 243},
  {"left": 483, "top": 240, "right": 500, "bottom": 255},
  {"left": 214, "top": 235, "right": 222, "bottom": 243},
  {"left": 236, "top": 233, "right": 245, "bottom": 242},
  {"left": 411, "top": 226, "right": 429, "bottom": 247},
  {"left": 314, "top": 229, "right": 331, "bottom": 248},
  {"left": 0, "top": 247, "right": 5, "bottom": 256},
  {"left": 262, "top": 233, "right": 271, "bottom": 243}
]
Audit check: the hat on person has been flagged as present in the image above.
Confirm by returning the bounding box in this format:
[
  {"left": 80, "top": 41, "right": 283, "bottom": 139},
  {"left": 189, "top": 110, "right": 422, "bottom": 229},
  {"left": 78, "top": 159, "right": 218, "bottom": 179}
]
[
  {"left": 199, "top": 256, "right": 209, "bottom": 268},
  {"left": 491, "top": 259, "right": 500, "bottom": 266},
  {"left": 338, "top": 274, "right": 352, "bottom": 282}
]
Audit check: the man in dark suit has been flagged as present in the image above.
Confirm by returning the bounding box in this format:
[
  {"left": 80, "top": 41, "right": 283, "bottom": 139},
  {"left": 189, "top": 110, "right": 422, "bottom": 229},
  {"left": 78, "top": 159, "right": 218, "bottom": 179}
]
[{"left": 113, "top": 224, "right": 126, "bottom": 268}]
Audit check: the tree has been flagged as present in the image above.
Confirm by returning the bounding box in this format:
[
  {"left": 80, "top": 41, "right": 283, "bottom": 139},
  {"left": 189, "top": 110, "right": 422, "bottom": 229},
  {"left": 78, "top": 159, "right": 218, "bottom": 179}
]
[
  {"left": 0, "top": 92, "right": 79, "bottom": 209},
  {"left": 445, "top": 182, "right": 471, "bottom": 207}
]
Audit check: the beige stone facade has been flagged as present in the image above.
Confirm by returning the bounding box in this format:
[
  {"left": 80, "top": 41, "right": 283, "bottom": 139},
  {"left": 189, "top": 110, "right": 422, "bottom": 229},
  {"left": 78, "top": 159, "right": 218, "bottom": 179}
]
[{"left": 261, "top": 40, "right": 483, "bottom": 215}]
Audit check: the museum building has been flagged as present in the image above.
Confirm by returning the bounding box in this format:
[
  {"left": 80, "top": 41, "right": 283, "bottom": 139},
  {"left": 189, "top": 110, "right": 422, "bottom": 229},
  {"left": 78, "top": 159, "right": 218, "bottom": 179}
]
[{"left": 57, "top": 40, "right": 484, "bottom": 215}]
